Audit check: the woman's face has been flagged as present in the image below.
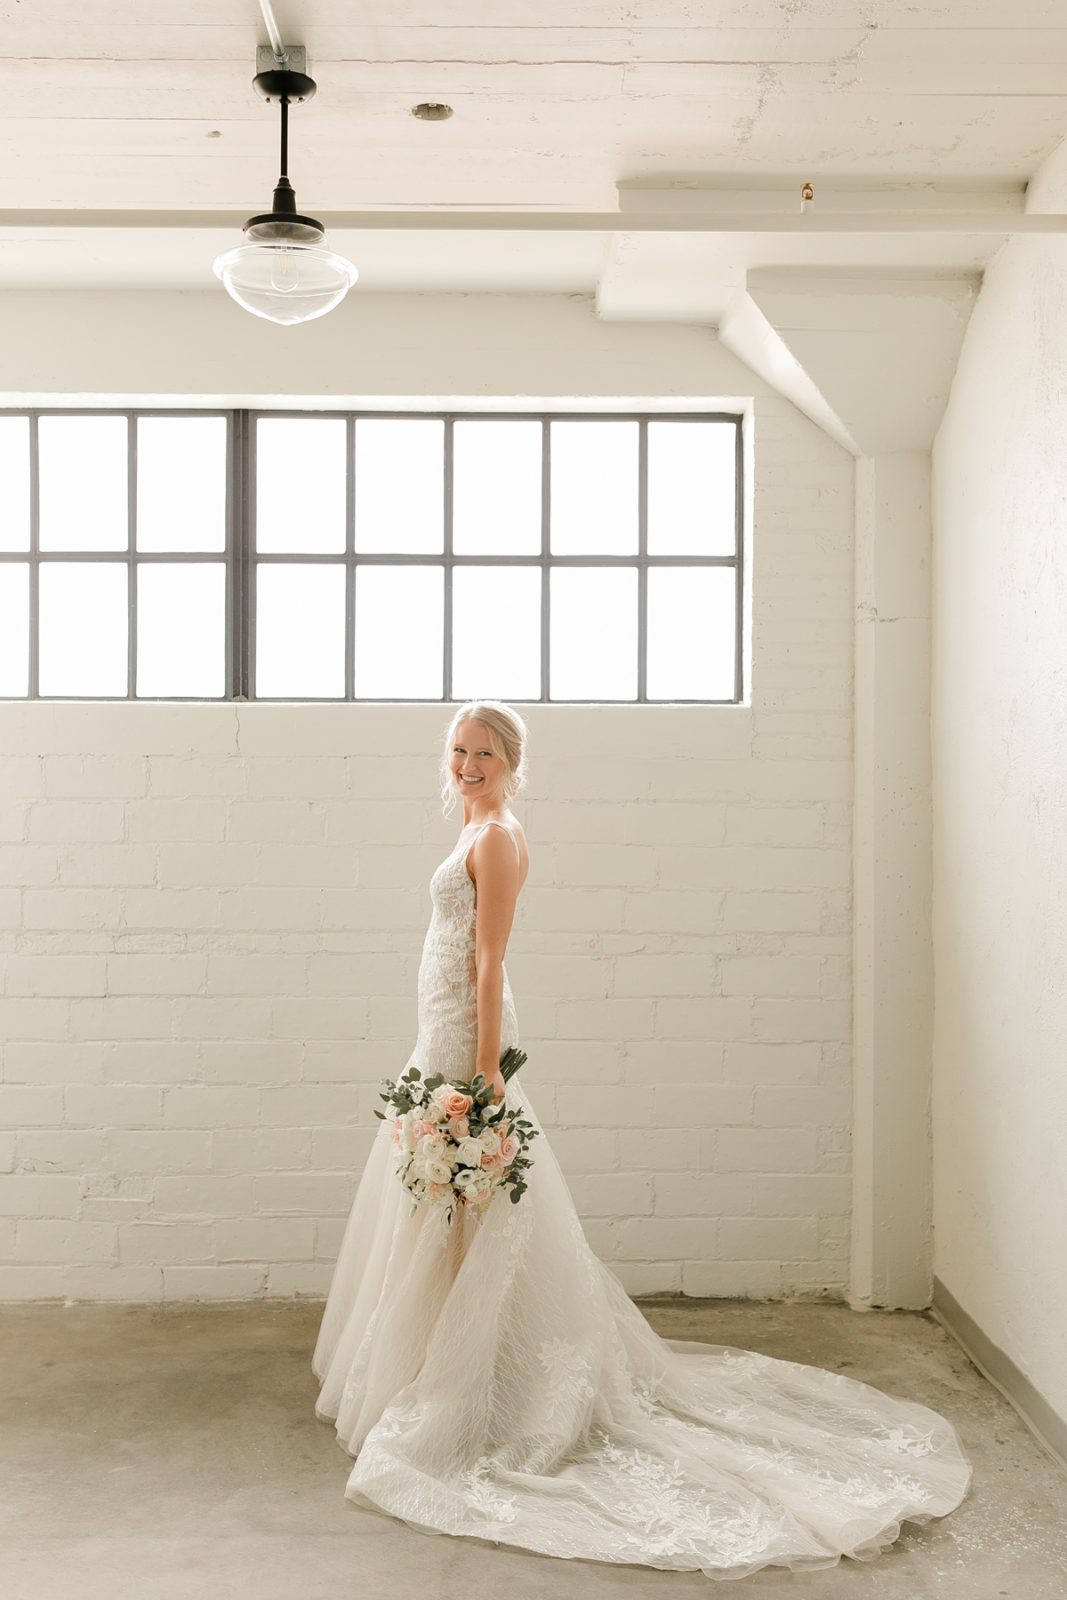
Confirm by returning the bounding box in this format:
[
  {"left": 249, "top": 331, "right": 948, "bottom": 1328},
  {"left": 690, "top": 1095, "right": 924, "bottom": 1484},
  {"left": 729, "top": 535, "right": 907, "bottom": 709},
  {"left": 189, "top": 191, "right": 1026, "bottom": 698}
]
[{"left": 450, "top": 720, "right": 507, "bottom": 807}]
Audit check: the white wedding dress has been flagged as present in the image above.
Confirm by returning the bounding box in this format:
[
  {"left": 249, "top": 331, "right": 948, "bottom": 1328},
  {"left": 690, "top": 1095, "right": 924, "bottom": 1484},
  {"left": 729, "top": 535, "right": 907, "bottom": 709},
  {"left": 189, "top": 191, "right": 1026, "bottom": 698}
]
[{"left": 312, "top": 820, "right": 973, "bottom": 1580}]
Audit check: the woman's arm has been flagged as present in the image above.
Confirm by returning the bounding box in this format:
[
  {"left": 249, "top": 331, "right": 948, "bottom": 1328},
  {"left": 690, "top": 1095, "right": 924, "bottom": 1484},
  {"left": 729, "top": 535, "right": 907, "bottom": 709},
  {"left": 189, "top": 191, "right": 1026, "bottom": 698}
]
[{"left": 470, "top": 826, "right": 522, "bottom": 1100}]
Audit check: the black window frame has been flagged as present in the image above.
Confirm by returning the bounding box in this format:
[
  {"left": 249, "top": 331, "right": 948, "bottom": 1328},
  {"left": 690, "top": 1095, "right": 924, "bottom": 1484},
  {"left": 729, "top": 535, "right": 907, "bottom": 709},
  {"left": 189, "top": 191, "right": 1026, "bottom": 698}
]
[{"left": 0, "top": 406, "right": 745, "bottom": 705}]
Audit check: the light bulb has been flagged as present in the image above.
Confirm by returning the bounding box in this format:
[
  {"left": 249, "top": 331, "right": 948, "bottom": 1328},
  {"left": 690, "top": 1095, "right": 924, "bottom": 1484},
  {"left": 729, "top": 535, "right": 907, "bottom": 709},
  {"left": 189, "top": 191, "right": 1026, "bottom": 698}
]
[{"left": 268, "top": 247, "right": 299, "bottom": 294}]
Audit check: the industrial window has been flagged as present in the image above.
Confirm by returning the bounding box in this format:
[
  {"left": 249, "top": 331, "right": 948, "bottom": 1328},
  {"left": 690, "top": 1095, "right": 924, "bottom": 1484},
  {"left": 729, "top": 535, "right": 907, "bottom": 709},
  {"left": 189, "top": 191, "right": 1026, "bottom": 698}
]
[{"left": 0, "top": 409, "right": 743, "bottom": 703}]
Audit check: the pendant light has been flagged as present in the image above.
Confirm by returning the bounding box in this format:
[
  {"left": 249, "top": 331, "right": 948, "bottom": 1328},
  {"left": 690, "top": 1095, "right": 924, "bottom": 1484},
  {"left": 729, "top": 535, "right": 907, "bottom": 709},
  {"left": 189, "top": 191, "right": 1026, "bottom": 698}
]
[{"left": 213, "top": 65, "right": 357, "bottom": 326}]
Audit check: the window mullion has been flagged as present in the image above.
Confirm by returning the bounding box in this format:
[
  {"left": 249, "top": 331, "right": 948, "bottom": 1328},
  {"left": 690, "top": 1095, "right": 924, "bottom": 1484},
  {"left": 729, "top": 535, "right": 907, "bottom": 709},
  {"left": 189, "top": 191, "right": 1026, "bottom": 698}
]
[
  {"left": 638, "top": 418, "right": 648, "bottom": 704},
  {"left": 541, "top": 417, "right": 550, "bottom": 702},
  {"left": 734, "top": 416, "right": 744, "bottom": 703},
  {"left": 443, "top": 416, "right": 453, "bottom": 703},
  {"left": 28, "top": 412, "right": 39, "bottom": 699},
  {"left": 345, "top": 415, "right": 355, "bottom": 701},
  {"left": 232, "top": 411, "right": 252, "bottom": 700},
  {"left": 127, "top": 414, "right": 137, "bottom": 700}
]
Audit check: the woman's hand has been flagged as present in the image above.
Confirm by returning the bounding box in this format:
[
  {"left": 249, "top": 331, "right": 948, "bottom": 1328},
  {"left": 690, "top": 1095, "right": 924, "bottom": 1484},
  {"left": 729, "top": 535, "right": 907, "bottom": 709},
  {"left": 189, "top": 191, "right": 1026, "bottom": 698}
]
[{"left": 482, "top": 1069, "right": 507, "bottom": 1104}]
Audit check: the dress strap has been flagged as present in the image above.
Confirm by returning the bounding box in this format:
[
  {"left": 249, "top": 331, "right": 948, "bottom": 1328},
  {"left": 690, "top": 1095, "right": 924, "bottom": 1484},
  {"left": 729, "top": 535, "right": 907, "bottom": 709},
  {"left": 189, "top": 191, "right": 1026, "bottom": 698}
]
[{"left": 471, "top": 819, "right": 521, "bottom": 864}]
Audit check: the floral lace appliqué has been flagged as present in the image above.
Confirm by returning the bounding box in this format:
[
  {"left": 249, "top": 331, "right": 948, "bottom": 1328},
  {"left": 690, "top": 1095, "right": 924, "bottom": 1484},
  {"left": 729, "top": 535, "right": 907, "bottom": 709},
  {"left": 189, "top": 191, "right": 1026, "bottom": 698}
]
[
  {"left": 720, "top": 1348, "right": 774, "bottom": 1378},
  {"left": 460, "top": 1457, "right": 519, "bottom": 1524},
  {"left": 593, "top": 1435, "right": 774, "bottom": 1563},
  {"left": 874, "top": 1423, "right": 937, "bottom": 1457},
  {"left": 538, "top": 1336, "right": 595, "bottom": 1421}
]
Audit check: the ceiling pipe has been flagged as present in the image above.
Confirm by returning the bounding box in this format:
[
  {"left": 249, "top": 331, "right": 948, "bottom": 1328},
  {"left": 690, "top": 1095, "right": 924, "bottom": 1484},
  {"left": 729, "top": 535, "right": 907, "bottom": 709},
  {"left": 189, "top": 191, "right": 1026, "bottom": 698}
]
[{"left": 257, "top": 0, "right": 288, "bottom": 68}]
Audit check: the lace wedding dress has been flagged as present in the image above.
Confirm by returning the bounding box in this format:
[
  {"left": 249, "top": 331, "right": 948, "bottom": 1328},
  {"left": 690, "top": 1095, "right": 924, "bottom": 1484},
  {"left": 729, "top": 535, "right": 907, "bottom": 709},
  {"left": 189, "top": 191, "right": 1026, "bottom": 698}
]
[{"left": 313, "top": 820, "right": 973, "bottom": 1580}]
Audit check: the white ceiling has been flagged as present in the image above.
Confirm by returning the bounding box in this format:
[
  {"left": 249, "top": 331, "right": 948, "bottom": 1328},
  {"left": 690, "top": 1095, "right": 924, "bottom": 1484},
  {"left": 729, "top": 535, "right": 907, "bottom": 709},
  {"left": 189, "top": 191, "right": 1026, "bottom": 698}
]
[
  {"left": 1, "top": 4, "right": 1064, "bottom": 219},
  {"left": 2, "top": 0, "right": 1065, "bottom": 445},
  {"left": 4, "top": 1, "right": 1067, "bottom": 213}
]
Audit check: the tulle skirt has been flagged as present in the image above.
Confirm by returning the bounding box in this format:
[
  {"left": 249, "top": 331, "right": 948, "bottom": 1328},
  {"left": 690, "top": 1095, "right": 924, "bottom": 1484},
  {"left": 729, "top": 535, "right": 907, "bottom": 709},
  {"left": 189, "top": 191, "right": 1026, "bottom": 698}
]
[{"left": 312, "top": 1079, "right": 973, "bottom": 1580}]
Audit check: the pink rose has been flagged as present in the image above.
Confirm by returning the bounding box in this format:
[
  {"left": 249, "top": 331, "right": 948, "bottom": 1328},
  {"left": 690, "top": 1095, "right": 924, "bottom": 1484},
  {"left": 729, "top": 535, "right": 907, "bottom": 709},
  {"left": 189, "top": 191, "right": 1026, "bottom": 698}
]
[
  {"left": 448, "top": 1115, "right": 470, "bottom": 1140},
  {"left": 442, "top": 1090, "right": 474, "bottom": 1118},
  {"left": 500, "top": 1134, "right": 519, "bottom": 1163},
  {"left": 480, "top": 1151, "right": 504, "bottom": 1171},
  {"left": 414, "top": 1119, "right": 435, "bottom": 1138}
]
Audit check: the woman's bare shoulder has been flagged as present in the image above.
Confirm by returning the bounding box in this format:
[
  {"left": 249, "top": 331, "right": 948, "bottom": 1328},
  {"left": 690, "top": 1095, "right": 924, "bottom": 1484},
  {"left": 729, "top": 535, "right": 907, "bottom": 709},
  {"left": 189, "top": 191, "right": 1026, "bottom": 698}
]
[{"left": 466, "top": 814, "right": 529, "bottom": 887}]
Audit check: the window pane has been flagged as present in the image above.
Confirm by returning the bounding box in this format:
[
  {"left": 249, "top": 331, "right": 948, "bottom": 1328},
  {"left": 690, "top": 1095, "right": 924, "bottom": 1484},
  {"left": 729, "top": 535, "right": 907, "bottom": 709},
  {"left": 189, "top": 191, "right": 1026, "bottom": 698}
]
[
  {"left": 647, "top": 567, "right": 736, "bottom": 700},
  {"left": 256, "top": 564, "right": 345, "bottom": 697},
  {"left": 355, "top": 420, "right": 443, "bottom": 553},
  {"left": 137, "top": 564, "right": 226, "bottom": 697},
  {"left": 39, "top": 416, "right": 128, "bottom": 551},
  {"left": 550, "top": 421, "right": 638, "bottom": 555},
  {"left": 550, "top": 567, "right": 637, "bottom": 700},
  {"left": 354, "top": 566, "right": 443, "bottom": 698},
  {"left": 39, "top": 562, "right": 128, "bottom": 695},
  {"left": 138, "top": 417, "right": 227, "bottom": 553},
  {"left": 0, "top": 417, "right": 30, "bottom": 552},
  {"left": 452, "top": 566, "right": 541, "bottom": 700},
  {"left": 648, "top": 421, "right": 736, "bottom": 556},
  {"left": 256, "top": 418, "right": 346, "bottom": 553},
  {"left": 453, "top": 421, "right": 541, "bottom": 554},
  {"left": 0, "top": 563, "right": 29, "bottom": 694}
]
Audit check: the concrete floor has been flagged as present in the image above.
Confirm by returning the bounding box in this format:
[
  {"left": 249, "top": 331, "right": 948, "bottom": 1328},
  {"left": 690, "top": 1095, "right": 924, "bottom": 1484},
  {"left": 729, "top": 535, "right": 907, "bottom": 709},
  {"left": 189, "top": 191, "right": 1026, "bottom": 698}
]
[{"left": 4, "top": 1297, "right": 1066, "bottom": 1600}]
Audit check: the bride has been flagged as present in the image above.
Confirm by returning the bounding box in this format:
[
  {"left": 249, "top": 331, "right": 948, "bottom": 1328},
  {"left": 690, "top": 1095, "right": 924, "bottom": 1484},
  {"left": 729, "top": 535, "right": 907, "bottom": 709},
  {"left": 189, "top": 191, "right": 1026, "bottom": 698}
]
[{"left": 312, "top": 699, "right": 972, "bottom": 1581}]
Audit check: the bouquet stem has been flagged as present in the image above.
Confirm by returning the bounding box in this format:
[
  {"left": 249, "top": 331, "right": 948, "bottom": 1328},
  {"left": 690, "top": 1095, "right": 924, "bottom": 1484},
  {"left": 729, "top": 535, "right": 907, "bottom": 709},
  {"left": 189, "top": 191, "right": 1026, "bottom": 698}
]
[{"left": 455, "top": 1045, "right": 527, "bottom": 1100}]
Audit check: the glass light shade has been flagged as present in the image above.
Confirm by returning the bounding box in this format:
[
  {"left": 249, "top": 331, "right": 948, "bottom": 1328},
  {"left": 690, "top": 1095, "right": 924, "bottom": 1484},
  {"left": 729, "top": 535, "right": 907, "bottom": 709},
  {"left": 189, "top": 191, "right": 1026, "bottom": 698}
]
[{"left": 213, "top": 242, "right": 358, "bottom": 326}]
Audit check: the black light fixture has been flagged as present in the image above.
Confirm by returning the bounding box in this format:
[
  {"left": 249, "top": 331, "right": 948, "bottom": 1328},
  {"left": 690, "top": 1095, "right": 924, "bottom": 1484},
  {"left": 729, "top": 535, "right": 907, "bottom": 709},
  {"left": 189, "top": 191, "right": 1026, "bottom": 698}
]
[{"left": 213, "top": 63, "right": 357, "bottom": 325}]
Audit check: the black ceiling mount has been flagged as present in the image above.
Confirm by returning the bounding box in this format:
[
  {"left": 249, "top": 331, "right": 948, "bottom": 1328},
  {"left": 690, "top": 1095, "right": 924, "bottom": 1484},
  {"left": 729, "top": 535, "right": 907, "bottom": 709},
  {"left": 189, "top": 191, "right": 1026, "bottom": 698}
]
[
  {"left": 244, "top": 67, "right": 323, "bottom": 243},
  {"left": 253, "top": 68, "right": 316, "bottom": 104}
]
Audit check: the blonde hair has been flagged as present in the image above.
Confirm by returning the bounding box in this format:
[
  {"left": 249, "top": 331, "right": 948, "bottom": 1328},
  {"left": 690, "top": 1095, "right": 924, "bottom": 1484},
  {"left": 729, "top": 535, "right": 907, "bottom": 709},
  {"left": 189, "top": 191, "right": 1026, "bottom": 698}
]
[{"left": 439, "top": 700, "right": 529, "bottom": 819}]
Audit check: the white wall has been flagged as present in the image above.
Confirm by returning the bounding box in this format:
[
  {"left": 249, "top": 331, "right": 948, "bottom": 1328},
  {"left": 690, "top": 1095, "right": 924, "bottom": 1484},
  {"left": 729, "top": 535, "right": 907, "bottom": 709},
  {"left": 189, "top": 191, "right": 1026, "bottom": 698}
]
[
  {"left": 0, "top": 292, "right": 854, "bottom": 1303},
  {"left": 932, "top": 156, "right": 1067, "bottom": 1418}
]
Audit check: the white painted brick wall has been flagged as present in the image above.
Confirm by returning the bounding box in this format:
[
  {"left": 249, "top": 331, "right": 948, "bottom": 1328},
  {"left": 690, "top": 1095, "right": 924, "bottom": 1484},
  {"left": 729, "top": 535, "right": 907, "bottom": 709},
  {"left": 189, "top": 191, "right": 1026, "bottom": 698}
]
[{"left": 0, "top": 391, "right": 854, "bottom": 1305}]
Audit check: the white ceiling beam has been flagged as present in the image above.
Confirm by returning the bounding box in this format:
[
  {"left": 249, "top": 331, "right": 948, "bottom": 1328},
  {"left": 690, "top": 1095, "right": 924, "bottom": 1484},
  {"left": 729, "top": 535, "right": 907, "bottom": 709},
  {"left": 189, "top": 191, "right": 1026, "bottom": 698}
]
[
  {"left": 0, "top": 208, "right": 1061, "bottom": 232},
  {"left": 741, "top": 267, "right": 978, "bottom": 453},
  {"left": 616, "top": 181, "right": 1026, "bottom": 215}
]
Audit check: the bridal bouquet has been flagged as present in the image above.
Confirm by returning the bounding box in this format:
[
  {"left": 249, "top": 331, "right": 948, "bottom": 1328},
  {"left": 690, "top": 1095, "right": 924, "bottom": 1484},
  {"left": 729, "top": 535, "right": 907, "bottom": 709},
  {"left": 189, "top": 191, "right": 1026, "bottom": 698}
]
[{"left": 374, "top": 1046, "right": 538, "bottom": 1222}]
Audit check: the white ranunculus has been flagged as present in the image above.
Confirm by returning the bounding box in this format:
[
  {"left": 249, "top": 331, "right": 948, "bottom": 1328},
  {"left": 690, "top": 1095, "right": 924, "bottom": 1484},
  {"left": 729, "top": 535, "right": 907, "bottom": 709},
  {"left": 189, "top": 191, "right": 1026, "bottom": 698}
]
[
  {"left": 456, "top": 1136, "right": 484, "bottom": 1167},
  {"left": 427, "top": 1159, "right": 452, "bottom": 1185},
  {"left": 454, "top": 1168, "right": 479, "bottom": 1187},
  {"left": 478, "top": 1127, "right": 501, "bottom": 1155}
]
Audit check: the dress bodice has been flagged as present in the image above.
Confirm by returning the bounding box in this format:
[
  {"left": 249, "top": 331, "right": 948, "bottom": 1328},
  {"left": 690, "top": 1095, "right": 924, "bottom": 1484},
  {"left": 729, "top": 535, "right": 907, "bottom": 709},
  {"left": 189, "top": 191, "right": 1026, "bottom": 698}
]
[{"left": 415, "top": 821, "right": 521, "bottom": 1082}]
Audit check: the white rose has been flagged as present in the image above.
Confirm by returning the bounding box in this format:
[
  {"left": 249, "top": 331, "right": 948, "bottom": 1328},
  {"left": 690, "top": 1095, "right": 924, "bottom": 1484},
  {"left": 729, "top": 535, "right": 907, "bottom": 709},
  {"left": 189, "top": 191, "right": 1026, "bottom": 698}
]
[
  {"left": 478, "top": 1127, "right": 501, "bottom": 1156},
  {"left": 456, "top": 1137, "right": 484, "bottom": 1167},
  {"left": 426, "top": 1159, "right": 452, "bottom": 1185}
]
